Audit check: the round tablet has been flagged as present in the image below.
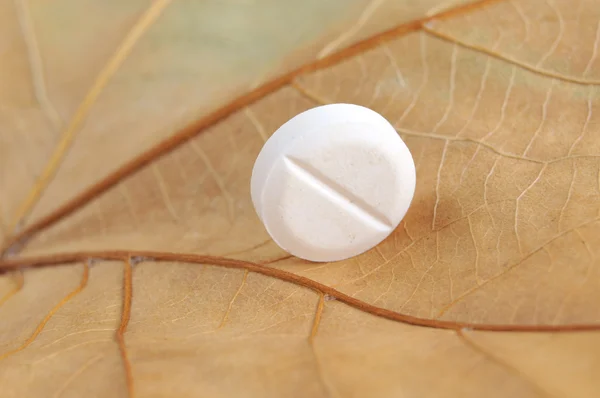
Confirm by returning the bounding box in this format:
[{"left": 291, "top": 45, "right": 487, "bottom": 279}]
[{"left": 251, "top": 103, "right": 415, "bottom": 262}]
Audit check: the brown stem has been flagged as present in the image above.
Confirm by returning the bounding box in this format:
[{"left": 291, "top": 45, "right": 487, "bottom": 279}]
[
  {"left": 116, "top": 257, "right": 134, "bottom": 397},
  {"left": 1, "top": 249, "right": 598, "bottom": 333}
]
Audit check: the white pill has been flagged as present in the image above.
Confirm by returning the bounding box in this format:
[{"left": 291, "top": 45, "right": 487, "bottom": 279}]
[{"left": 251, "top": 103, "right": 415, "bottom": 262}]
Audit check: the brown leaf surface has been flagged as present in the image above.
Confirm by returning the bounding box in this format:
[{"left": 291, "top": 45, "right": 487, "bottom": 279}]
[
  {"left": 1, "top": 0, "right": 473, "bottom": 234},
  {"left": 2, "top": 0, "right": 600, "bottom": 397}
]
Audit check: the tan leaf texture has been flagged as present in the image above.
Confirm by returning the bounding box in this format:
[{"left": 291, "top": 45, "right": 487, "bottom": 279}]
[{"left": 1, "top": 0, "right": 600, "bottom": 397}]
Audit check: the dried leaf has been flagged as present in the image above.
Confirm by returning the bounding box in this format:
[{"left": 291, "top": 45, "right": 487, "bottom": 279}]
[{"left": 1, "top": 0, "right": 600, "bottom": 397}]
